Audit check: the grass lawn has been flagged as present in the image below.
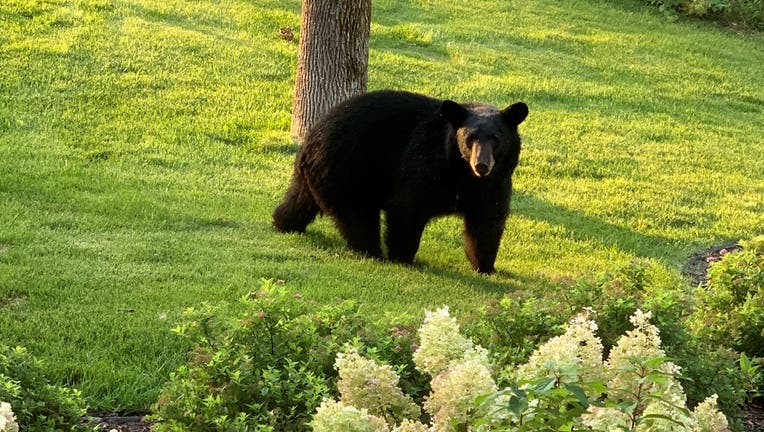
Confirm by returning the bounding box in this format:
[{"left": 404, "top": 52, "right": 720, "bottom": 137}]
[{"left": 1, "top": 0, "right": 762, "bottom": 413}]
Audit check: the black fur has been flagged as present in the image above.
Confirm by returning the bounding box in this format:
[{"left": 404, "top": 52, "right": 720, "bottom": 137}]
[{"left": 273, "top": 90, "right": 527, "bottom": 273}]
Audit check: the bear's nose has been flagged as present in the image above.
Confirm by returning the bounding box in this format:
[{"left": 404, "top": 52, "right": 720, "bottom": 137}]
[{"left": 475, "top": 163, "right": 490, "bottom": 177}]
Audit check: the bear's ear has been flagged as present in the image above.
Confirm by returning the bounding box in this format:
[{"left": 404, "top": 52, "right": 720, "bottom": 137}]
[
  {"left": 501, "top": 102, "right": 528, "bottom": 126},
  {"left": 440, "top": 100, "right": 469, "bottom": 127}
]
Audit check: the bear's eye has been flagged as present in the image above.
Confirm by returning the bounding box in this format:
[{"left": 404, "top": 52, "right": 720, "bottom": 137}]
[{"left": 466, "top": 133, "right": 478, "bottom": 146}]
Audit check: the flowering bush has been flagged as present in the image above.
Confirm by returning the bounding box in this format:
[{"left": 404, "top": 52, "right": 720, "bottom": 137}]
[
  {"left": 483, "top": 260, "right": 746, "bottom": 423},
  {"left": 313, "top": 307, "right": 730, "bottom": 432},
  {"left": 155, "top": 275, "right": 745, "bottom": 430}
]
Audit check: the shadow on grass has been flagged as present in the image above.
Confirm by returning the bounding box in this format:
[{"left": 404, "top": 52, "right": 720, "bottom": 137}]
[
  {"left": 297, "top": 217, "right": 548, "bottom": 295},
  {"left": 267, "top": 190, "right": 683, "bottom": 292},
  {"left": 512, "top": 191, "right": 684, "bottom": 262},
  {"left": 417, "top": 261, "right": 550, "bottom": 296},
  {"left": 304, "top": 229, "right": 346, "bottom": 251}
]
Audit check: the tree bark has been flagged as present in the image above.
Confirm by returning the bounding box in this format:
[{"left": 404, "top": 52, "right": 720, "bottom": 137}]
[{"left": 290, "top": 0, "right": 372, "bottom": 141}]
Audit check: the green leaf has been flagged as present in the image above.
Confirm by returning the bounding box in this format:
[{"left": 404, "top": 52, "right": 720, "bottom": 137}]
[
  {"left": 638, "top": 413, "right": 688, "bottom": 427},
  {"left": 642, "top": 356, "right": 673, "bottom": 368},
  {"left": 533, "top": 377, "right": 557, "bottom": 392},
  {"left": 563, "top": 383, "right": 590, "bottom": 408}
]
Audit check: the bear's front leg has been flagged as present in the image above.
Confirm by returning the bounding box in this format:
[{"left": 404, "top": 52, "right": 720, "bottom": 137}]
[
  {"left": 385, "top": 210, "right": 428, "bottom": 265},
  {"left": 463, "top": 203, "right": 509, "bottom": 274}
]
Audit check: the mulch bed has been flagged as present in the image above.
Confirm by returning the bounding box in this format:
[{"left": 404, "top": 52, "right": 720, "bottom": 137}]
[
  {"left": 681, "top": 241, "right": 742, "bottom": 287},
  {"left": 94, "top": 243, "right": 763, "bottom": 431},
  {"left": 745, "top": 402, "right": 764, "bottom": 432},
  {"left": 94, "top": 415, "right": 151, "bottom": 432}
]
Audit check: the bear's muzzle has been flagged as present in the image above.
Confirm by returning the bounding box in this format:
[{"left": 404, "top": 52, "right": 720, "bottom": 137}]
[{"left": 470, "top": 142, "right": 495, "bottom": 178}]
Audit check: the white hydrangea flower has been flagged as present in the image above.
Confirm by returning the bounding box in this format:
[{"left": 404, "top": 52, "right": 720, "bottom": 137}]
[
  {"left": 424, "top": 357, "right": 497, "bottom": 432},
  {"left": 579, "top": 405, "right": 630, "bottom": 430},
  {"left": 0, "top": 402, "right": 19, "bottom": 432},
  {"left": 517, "top": 312, "right": 604, "bottom": 385},
  {"left": 641, "top": 400, "right": 691, "bottom": 431},
  {"left": 335, "top": 349, "right": 420, "bottom": 423},
  {"left": 413, "top": 306, "right": 477, "bottom": 377},
  {"left": 603, "top": 309, "right": 691, "bottom": 429},
  {"left": 692, "top": 394, "right": 729, "bottom": 432},
  {"left": 391, "top": 419, "right": 431, "bottom": 432},
  {"left": 605, "top": 309, "right": 682, "bottom": 395},
  {"left": 310, "top": 399, "right": 390, "bottom": 432}
]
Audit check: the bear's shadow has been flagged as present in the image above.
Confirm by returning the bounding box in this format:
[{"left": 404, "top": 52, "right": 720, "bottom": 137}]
[
  {"left": 299, "top": 191, "right": 685, "bottom": 287},
  {"left": 304, "top": 224, "right": 540, "bottom": 295}
]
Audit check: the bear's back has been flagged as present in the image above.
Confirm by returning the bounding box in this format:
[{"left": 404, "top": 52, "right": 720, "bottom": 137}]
[
  {"left": 313, "top": 90, "right": 441, "bottom": 149},
  {"left": 298, "top": 91, "right": 445, "bottom": 205}
]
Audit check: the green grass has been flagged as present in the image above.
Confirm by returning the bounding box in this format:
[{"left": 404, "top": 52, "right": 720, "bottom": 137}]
[{"left": 1, "top": 0, "right": 762, "bottom": 413}]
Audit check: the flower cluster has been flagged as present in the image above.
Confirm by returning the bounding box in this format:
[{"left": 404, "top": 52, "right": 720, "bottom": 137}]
[
  {"left": 414, "top": 307, "right": 495, "bottom": 431},
  {"left": 599, "top": 309, "right": 691, "bottom": 430},
  {"left": 412, "top": 306, "right": 477, "bottom": 377},
  {"left": 604, "top": 309, "right": 674, "bottom": 387},
  {"left": 692, "top": 395, "right": 729, "bottom": 432},
  {"left": 335, "top": 349, "right": 420, "bottom": 423},
  {"left": 0, "top": 402, "right": 18, "bottom": 432},
  {"left": 425, "top": 357, "right": 496, "bottom": 431},
  {"left": 579, "top": 406, "right": 631, "bottom": 430},
  {"left": 392, "top": 419, "right": 430, "bottom": 432},
  {"left": 311, "top": 399, "right": 389, "bottom": 432},
  {"left": 517, "top": 312, "right": 604, "bottom": 385}
]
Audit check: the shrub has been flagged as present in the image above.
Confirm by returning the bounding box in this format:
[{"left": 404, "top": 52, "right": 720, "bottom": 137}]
[
  {"left": 315, "top": 307, "right": 731, "bottom": 432},
  {"left": 467, "top": 260, "right": 747, "bottom": 429},
  {"left": 151, "top": 279, "right": 428, "bottom": 431},
  {"left": 465, "top": 294, "right": 566, "bottom": 368},
  {"left": 722, "top": 0, "right": 764, "bottom": 29},
  {"left": 155, "top": 265, "right": 754, "bottom": 430},
  {"left": 0, "top": 345, "right": 88, "bottom": 432},
  {"left": 690, "top": 235, "right": 764, "bottom": 357},
  {"left": 641, "top": 0, "right": 763, "bottom": 29}
]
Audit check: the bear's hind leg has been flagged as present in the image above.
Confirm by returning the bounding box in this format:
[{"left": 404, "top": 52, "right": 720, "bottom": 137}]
[
  {"left": 272, "top": 171, "right": 320, "bottom": 233},
  {"left": 333, "top": 209, "right": 383, "bottom": 259}
]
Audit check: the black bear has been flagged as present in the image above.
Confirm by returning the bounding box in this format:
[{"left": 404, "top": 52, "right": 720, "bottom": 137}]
[{"left": 273, "top": 90, "right": 528, "bottom": 274}]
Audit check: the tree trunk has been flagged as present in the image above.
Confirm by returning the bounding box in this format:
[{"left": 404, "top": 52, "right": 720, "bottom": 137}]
[{"left": 290, "top": 0, "right": 372, "bottom": 140}]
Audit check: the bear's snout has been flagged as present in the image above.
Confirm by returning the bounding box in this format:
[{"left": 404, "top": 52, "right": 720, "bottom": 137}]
[
  {"left": 469, "top": 142, "right": 495, "bottom": 178},
  {"left": 475, "top": 162, "right": 490, "bottom": 177}
]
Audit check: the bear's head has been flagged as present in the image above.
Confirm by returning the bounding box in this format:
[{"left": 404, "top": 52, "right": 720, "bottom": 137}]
[{"left": 441, "top": 100, "right": 528, "bottom": 178}]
